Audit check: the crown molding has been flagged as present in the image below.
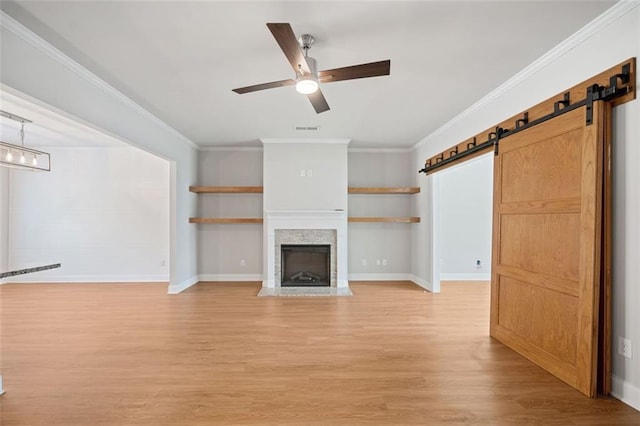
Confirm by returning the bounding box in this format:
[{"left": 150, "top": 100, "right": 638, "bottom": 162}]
[
  {"left": 348, "top": 147, "right": 412, "bottom": 153},
  {"left": 261, "top": 138, "right": 351, "bottom": 145},
  {"left": 0, "top": 11, "right": 199, "bottom": 150},
  {"left": 198, "top": 146, "right": 263, "bottom": 152},
  {"left": 411, "top": 0, "right": 639, "bottom": 152},
  {"left": 198, "top": 146, "right": 412, "bottom": 153}
]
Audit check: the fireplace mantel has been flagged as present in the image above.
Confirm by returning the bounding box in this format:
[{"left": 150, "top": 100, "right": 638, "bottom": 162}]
[{"left": 263, "top": 210, "right": 348, "bottom": 289}]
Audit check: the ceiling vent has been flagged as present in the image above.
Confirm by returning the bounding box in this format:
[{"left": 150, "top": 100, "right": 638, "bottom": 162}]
[{"left": 295, "top": 126, "right": 320, "bottom": 131}]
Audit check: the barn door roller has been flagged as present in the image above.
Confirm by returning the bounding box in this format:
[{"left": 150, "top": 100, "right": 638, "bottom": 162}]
[{"left": 419, "top": 62, "right": 633, "bottom": 175}]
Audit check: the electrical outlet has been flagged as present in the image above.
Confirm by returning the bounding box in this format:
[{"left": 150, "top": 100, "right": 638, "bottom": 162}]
[
  {"left": 618, "top": 337, "right": 633, "bottom": 359},
  {"left": 300, "top": 169, "right": 306, "bottom": 177},
  {"left": 476, "top": 260, "right": 482, "bottom": 269},
  {"left": 382, "top": 259, "right": 387, "bottom": 266},
  {"left": 240, "top": 259, "right": 246, "bottom": 267},
  {"left": 376, "top": 259, "right": 381, "bottom": 266},
  {"left": 361, "top": 259, "right": 367, "bottom": 267},
  {"left": 307, "top": 169, "right": 313, "bottom": 177}
]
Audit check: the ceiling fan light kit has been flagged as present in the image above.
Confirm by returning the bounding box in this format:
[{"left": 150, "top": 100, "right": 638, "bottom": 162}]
[
  {"left": 295, "top": 76, "right": 319, "bottom": 94},
  {"left": 233, "top": 23, "right": 391, "bottom": 114},
  {"left": 295, "top": 51, "right": 319, "bottom": 94}
]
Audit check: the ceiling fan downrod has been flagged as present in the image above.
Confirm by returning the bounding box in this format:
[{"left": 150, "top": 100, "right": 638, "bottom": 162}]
[
  {"left": 297, "top": 34, "right": 318, "bottom": 77},
  {"left": 295, "top": 33, "right": 319, "bottom": 94}
]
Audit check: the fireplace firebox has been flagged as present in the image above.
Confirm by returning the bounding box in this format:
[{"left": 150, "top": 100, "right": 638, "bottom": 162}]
[{"left": 281, "top": 244, "right": 330, "bottom": 287}]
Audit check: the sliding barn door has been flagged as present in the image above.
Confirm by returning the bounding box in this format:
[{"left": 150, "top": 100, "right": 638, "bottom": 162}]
[{"left": 490, "top": 103, "right": 604, "bottom": 397}]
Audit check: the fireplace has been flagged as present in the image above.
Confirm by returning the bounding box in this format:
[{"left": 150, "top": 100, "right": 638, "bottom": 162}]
[
  {"left": 263, "top": 210, "right": 349, "bottom": 289},
  {"left": 281, "top": 244, "right": 330, "bottom": 287}
]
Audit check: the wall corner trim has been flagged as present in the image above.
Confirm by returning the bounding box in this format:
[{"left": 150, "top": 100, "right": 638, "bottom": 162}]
[
  {"left": 1, "top": 275, "right": 169, "bottom": 283},
  {"left": 409, "top": 274, "right": 433, "bottom": 292},
  {"left": 0, "top": 10, "right": 199, "bottom": 150},
  {"left": 611, "top": 374, "right": 640, "bottom": 412},
  {"left": 167, "top": 275, "right": 199, "bottom": 294},
  {"left": 410, "top": 0, "right": 639, "bottom": 152}
]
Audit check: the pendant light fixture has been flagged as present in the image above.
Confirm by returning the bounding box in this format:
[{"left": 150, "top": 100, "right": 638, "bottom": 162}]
[{"left": 0, "top": 110, "right": 51, "bottom": 172}]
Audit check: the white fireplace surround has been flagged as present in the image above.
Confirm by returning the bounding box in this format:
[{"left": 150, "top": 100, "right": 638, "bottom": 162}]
[{"left": 263, "top": 210, "right": 348, "bottom": 288}]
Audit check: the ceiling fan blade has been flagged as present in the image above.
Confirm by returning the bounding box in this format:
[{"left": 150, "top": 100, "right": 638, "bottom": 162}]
[
  {"left": 232, "top": 79, "right": 296, "bottom": 94},
  {"left": 307, "top": 89, "right": 330, "bottom": 114},
  {"left": 319, "top": 60, "right": 391, "bottom": 83},
  {"left": 266, "top": 23, "right": 311, "bottom": 75}
]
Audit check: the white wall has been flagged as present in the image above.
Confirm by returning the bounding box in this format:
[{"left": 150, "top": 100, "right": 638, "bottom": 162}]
[
  {"left": 412, "top": 4, "right": 640, "bottom": 410},
  {"left": 197, "top": 149, "right": 263, "bottom": 280},
  {"left": 195, "top": 148, "right": 417, "bottom": 282},
  {"left": 436, "top": 154, "right": 493, "bottom": 281},
  {"left": 0, "top": 13, "right": 198, "bottom": 292},
  {"left": 0, "top": 167, "right": 9, "bottom": 282},
  {"left": 348, "top": 150, "right": 414, "bottom": 280},
  {"left": 5, "top": 147, "right": 169, "bottom": 282},
  {"left": 262, "top": 140, "right": 348, "bottom": 211}
]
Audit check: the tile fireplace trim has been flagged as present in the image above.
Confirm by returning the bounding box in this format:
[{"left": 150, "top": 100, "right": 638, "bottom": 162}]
[{"left": 263, "top": 210, "right": 348, "bottom": 289}]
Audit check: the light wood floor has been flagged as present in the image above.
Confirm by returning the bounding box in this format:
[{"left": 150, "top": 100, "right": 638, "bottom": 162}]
[{"left": 1, "top": 281, "right": 638, "bottom": 425}]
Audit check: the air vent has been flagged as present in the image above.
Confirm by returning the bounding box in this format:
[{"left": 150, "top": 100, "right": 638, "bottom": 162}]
[{"left": 295, "top": 126, "right": 320, "bottom": 131}]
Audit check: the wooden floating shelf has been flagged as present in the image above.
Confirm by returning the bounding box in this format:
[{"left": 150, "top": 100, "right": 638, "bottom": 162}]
[
  {"left": 189, "top": 186, "right": 263, "bottom": 193},
  {"left": 189, "top": 218, "right": 264, "bottom": 224},
  {"left": 348, "top": 217, "right": 421, "bottom": 223},
  {"left": 348, "top": 187, "right": 420, "bottom": 194},
  {"left": 190, "top": 186, "right": 419, "bottom": 194},
  {"left": 190, "top": 217, "right": 420, "bottom": 224}
]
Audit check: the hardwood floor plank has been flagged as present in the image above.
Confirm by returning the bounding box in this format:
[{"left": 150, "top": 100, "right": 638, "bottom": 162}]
[{"left": 0, "top": 281, "right": 638, "bottom": 424}]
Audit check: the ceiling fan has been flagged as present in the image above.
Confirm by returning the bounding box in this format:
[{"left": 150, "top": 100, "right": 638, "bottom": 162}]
[{"left": 232, "top": 23, "right": 391, "bottom": 114}]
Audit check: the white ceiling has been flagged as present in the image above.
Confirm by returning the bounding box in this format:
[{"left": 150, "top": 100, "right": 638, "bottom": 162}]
[{"left": 1, "top": 1, "right": 615, "bottom": 149}]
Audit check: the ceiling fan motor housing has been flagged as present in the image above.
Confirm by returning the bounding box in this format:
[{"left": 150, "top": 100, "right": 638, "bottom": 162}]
[{"left": 298, "top": 34, "right": 315, "bottom": 50}]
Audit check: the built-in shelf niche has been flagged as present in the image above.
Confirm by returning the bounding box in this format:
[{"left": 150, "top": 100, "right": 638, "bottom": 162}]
[{"left": 189, "top": 186, "right": 421, "bottom": 223}]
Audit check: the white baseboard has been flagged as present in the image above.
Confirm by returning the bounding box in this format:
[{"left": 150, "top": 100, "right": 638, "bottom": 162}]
[
  {"left": 440, "top": 273, "right": 491, "bottom": 281},
  {"left": 337, "top": 279, "right": 349, "bottom": 288},
  {"left": 409, "top": 274, "right": 433, "bottom": 292},
  {"left": 198, "top": 274, "right": 263, "bottom": 282},
  {"left": 167, "top": 275, "right": 199, "bottom": 294},
  {"left": 349, "top": 273, "right": 435, "bottom": 292},
  {"left": 4, "top": 274, "right": 169, "bottom": 283},
  {"left": 612, "top": 375, "right": 640, "bottom": 412},
  {"left": 348, "top": 273, "right": 413, "bottom": 282}
]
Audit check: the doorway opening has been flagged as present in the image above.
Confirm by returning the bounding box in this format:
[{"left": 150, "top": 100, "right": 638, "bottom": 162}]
[{"left": 431, "top": 153, "right": 494, "bottom": 292}]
